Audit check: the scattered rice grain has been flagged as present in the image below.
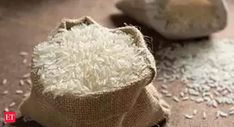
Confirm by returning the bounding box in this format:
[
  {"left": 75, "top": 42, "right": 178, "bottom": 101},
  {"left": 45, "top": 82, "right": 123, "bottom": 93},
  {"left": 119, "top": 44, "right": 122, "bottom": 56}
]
[
  {"left": 156, "top": 39, "right": 234, "bottom": 108},
  {"left": 16, "top": 90, "right": 23, "bottom": 94},
  {"left": 161, "top": 84, "right": 168, "bottom": 89},
  {"left": 180, "top": 92, "right": 185, "bottom": 97},
  {"left": 218, "top": 111, "right": 228, "bottom": 118},
  {"left": 203, "top": 112, "right": 207, "bottom": 119},
  {"left": 4, "top": 107, "right": 9, "bottom": 112},
  {"left": 184, "top": 114, "right": 193, "bottom": 119},
  {"left": 229, "top": 110, "right": 234, "bottom": 116},
  {"left": 22, "top": 59, "right": 27, "bottom": 64},
  {"left": 20, "top": 51, "right": 28, "bottom": 56},
  {"left": 3, "top": 90, "right": 8, "bottom": 95},
  {"left": 212, "top": 100, "right": 218, "bottom": 108},
  {"left": 26, "top": 79, "right": 32, "bottom": 85},
  {"left": 165, "top": 93, "right": 172, "bottom": 97},
  {"left": 9, "top": 102, "right": 16, "bottom": 107},
  {"left": 22, "top": 73, "right": 30, "bottom": 78},
  {"left": 193, "top": 109, "right": 197, "bottom": 115},
  {"left": 182, "top": 96, "right": 189, "bottom": 101},
  {"left": 195, "top": 98, "right": 204, "bottom": 103},
  {"left": 19, "top": 80, "right": 25, "bottom": 86},
  {"left": 23, "top": 93, "right": 29, "bottom": 98},
  {"left": 216, "top": 111, "right": 220, "bottom": 118},
  {"left": 229, "top": 106, "right": 234, "bottom": 111},
  {"left": 172, "top": 96, "right": 180, "bottom": 102},
  {"left": 2, "top": 78, "right": 7, "bottom": 85}
]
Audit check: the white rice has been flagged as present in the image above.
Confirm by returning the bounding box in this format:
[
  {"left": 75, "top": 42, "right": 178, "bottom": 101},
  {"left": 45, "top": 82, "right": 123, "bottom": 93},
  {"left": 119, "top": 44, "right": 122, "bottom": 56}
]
[
  {"left": 33, "top": 24, "right": 148, "bottom": 96},
  {"left": 156, "top": 39, "right": 234, "bottom": 106}
]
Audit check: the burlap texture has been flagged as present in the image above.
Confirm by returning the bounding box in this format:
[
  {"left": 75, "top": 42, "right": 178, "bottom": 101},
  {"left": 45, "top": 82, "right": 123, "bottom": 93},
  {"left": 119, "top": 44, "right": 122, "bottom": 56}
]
[
  {"left": 19, "top": 16, "right": 170, "bottom": 127},
  {"left": 122, "top": 84, "right": 170, "bottom": 127}
]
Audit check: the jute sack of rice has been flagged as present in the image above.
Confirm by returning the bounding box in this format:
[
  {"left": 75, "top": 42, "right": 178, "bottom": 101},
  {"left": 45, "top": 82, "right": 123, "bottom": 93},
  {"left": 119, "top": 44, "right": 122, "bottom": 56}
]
[
  {"left": 116, "top": 0, "right": 227, "bottom": 39},
  {"left": 19, "top": 16, "right": 170, "bottom": 127}
]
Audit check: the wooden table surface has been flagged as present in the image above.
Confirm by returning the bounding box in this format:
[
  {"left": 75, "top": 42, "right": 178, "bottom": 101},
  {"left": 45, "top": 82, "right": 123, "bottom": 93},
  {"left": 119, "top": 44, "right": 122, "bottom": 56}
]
[{"left": 0, "top": 0, "right": 233, "bottom": 127}]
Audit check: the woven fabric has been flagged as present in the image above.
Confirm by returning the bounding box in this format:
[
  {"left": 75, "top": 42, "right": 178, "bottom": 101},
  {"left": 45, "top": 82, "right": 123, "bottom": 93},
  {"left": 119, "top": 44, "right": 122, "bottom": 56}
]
[{"left": 19, "top": 17, "right": 170, "bottom": 127}]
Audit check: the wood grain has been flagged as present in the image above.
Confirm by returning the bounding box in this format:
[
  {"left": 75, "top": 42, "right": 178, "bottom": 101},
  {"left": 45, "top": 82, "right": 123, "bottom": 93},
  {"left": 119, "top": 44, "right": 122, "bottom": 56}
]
[{"left": 0, "top": 0, "right": 233, "bottom": 127}]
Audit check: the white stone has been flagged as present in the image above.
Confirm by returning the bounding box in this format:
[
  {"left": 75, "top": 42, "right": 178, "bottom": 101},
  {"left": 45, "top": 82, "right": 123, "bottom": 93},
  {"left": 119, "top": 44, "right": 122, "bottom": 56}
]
[{"left": 117, "top": 0, "right": 227, "bottom": 39}]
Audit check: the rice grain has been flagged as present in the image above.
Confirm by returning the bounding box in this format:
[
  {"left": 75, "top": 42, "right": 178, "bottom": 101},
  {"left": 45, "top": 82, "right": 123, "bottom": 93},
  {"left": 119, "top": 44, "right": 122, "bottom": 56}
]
[
  {"left": 184, "top": 114, "right": 193, "bottom": 119},
  {"left": 16, "top": 90, "right": 23, "bottom": 94},
  {"left": 2, "top": 78, "right": 7, "bottom": 85},
  {"left": 9, "top": 102, "right": 16, "bottom": 107},
  {"left": 20, "top": 51, "right": 28, "bottom": 56}
]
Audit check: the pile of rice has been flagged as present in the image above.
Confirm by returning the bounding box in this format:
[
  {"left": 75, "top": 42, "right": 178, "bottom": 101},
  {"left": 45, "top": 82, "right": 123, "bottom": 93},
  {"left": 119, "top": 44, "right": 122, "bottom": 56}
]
[
  {"left": 32, "top": 24, "right": 148, "bottom": 96},
  {"left": 156, "top": 39, "right": 234, "bottom": 106}
]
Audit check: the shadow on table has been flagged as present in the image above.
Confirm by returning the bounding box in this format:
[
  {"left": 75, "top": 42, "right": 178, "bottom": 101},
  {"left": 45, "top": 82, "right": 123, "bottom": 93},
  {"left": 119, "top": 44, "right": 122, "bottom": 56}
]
[
  {"left": 8, "top": 117, "right": 43, "bottom": 127},
  {"left": 9, "top": 116, "right": 168, "bottom": 127}
]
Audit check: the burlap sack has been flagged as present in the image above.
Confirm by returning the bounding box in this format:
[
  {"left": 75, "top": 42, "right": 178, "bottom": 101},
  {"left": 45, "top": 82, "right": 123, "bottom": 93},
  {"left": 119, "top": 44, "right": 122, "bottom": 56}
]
[
  {"left": 116, "top": 0, "right": 227, "bottom": 39},
  {"left": 19, "top": 16, "right": 170, "bottom": 127},
  {"left": 123, "top": 84, "right": 170, "bottom": 127}
]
